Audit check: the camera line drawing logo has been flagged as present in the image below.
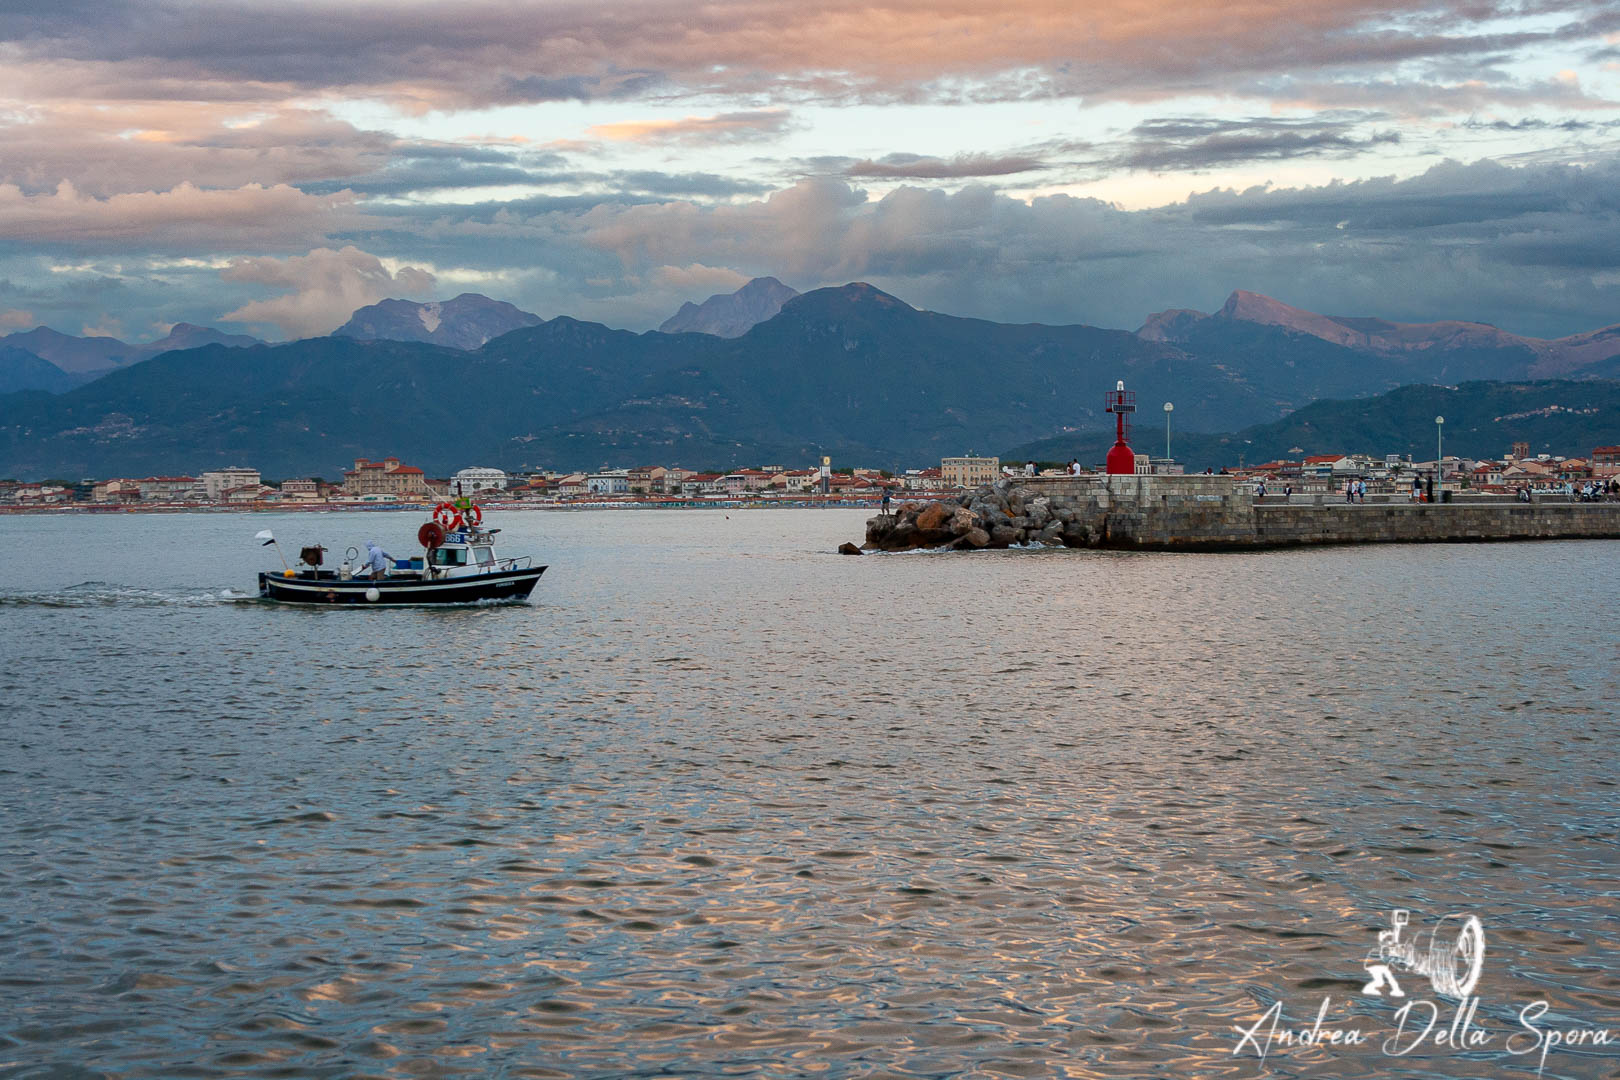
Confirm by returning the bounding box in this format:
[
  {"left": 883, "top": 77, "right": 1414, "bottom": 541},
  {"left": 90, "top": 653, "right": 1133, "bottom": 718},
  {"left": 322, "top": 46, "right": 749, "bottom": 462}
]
[
  {"left": 1232, "top": 909, "right": 1615, "bottom": 1074},
  {"left": 1360, "top": 908, "right": 1485, "bottom": 1000}
]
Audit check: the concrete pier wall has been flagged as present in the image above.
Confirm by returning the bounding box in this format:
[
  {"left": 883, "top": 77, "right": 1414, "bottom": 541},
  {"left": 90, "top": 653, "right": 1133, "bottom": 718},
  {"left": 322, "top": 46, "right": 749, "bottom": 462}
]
[
  {"left": 861, "top": 474, "right": 1620, "bottom": 552},
  {"left": 1034, "top": 474, "right": 1620, "bottom": 550},
  {"left": 1252, "top": 502, "right": 1620, "bottom": 547}
]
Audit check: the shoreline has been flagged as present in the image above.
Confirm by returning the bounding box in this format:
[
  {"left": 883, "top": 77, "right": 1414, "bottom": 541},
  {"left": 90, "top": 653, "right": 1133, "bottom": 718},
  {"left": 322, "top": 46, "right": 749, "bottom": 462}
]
[{"left": 0, "top": 495, "right": 921, "bottom": 515}]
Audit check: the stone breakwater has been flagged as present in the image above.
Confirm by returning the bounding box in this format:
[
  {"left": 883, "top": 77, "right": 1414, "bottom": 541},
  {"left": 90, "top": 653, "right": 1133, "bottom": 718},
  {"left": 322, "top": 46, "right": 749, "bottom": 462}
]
[{"left": 860, "top": 475, "right": 1620, "bottom": 552}]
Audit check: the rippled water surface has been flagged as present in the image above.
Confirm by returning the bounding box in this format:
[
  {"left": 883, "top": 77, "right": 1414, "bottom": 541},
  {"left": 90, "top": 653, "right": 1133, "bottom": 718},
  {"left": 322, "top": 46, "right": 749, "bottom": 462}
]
[{"left": 2, "top": 509, "right": 1618, "bottom": 1080}]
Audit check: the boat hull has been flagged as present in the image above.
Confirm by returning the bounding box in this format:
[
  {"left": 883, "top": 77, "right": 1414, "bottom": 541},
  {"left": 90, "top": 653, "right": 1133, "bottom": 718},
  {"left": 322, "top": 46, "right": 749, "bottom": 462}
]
[{"left": 258, "top": 566, "right": 546, "bottom": 605}]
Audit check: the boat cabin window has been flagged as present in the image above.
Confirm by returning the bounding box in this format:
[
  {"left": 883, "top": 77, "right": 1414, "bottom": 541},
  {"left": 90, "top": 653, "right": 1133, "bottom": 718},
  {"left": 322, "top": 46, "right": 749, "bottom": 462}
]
[
  {"left": 473, "top": 546, "right": 494, "bottom": 565},
  {"left": 430, "top": 547, "right": 468, "bottom": 566}
]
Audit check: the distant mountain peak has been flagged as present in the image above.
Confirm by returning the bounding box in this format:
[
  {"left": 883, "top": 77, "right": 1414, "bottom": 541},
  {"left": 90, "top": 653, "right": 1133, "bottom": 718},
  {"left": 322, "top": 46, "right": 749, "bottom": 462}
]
[
  {"left": 1135, "top": 308, "right": 1207, "bottom": 342},
  {"left": 149, "top": 323, "right": 262, "bottom": 352},
  {"left": 332, "top": 293, "right": 543, "bottom": 350},
  {"left": 658, "top": 276, "right": 799, "bottom": 338},
  {"left": 782, "top": 282, "right": 913, "bottom": 316},
  {"left": 1217, "top": 290, "right": 1370, "bottom": 348},
  {"left": 1130, "top": 289, "right": 1620, "bottom": 379}
]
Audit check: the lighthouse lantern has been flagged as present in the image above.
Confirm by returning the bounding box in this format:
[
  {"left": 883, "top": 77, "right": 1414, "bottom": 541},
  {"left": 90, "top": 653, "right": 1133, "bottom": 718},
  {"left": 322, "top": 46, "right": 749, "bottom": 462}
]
[{"left": 1104, "top": 380, "right": 1137, "bottom": 475}]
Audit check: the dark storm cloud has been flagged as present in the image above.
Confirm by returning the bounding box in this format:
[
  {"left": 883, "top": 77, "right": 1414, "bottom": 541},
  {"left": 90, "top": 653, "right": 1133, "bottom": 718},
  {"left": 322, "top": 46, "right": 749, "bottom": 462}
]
[{"left": 1180, "top": 158, "right": 1620, "bottom": 230}]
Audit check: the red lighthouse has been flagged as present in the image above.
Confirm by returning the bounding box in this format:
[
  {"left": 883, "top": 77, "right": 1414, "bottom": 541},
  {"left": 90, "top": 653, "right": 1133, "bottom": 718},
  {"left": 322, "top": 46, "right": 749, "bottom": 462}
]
[{"left": 1104, "top": 380, "right": 1137, "bottom": 475}]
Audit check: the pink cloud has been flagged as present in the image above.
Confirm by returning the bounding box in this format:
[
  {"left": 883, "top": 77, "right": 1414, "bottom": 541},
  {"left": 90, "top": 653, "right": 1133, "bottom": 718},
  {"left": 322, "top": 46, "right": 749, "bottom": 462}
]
[
  {"left": 586, "top": 110, "right": 792, "bottom": 144},
  {"left": 0, "top": 180, "right": 359, "bottom": 252},
  {"left": 220, "top": 246, "right": 436, "bottom": 338},
  {"left": 4, "top": 0, "right": 1611, "bottom": 111}
]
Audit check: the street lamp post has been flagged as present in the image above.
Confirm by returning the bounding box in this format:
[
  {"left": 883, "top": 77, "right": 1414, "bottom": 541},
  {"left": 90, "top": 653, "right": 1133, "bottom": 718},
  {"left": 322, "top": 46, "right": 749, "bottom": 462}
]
[
  {"left": 1435, "top": 415, "right": 1445, "bottom": 501},
  {"left": 1164, "top": 401, "right": 1174, "bottom": 462}
]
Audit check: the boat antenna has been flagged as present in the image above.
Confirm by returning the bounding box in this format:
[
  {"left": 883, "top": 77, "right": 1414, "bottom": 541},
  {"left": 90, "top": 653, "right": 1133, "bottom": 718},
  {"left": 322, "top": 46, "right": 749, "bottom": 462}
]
[{"left": 255, "top": 529, "right": 289, "bottom": 570}]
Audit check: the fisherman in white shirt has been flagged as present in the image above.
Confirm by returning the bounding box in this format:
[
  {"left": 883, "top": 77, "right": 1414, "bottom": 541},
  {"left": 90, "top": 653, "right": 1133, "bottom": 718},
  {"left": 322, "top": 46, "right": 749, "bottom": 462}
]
[{"left": 363, "top": 540, "right": 394, "bottom": 579}]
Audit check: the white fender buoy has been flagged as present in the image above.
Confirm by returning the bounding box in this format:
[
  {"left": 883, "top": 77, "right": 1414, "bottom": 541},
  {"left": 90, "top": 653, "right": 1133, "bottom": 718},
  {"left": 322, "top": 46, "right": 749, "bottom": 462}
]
[{"left": 364, "top": 587, "right": 380, "bottom": 602}]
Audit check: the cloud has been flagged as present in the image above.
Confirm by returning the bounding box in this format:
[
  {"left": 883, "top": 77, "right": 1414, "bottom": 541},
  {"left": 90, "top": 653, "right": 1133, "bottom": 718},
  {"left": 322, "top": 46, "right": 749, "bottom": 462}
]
[
  {"left": 537, "top": 156, "right": 1620, "bottom": 337},
  {"left": 0, "top": 104, "right": 395, "bottom": 198},
  {"left": 843, "top": 153, "right": 1047, "bottom": 179},
  {"left": 647, "top": 264, "right": 751, "bottom": 293},
  {"left": 81, "top": 316, "right": 124, "bottom": 338},
  {"left": 1116, "top": 116, "right": 1402, "bottom": 171},
  {"left": 0, "top": 180, "right": 358, "bottom": 253},
  {"left": 611, "top": 171, "right": 773, "bottom": 197},
  {"left": 296, "top": 150, "right": 570, "bottom": 198},
  {"left": 1460, "top": 116, "right": 1620, "bottom": 131},
  {"left": 0, "top": 308, "right": 34, "bottom": 329},
  {"left": 219, "top": 246, "right": 435, "bottom": 338},
  {"left": 585, "top": 110, "right": 793, "bottom": 144},
  {"left": 5, "top": 153, "right": 1619, "bottom": 343},
  {"left": 10, "top": 0, "right": 1613, "bottom": 112}
]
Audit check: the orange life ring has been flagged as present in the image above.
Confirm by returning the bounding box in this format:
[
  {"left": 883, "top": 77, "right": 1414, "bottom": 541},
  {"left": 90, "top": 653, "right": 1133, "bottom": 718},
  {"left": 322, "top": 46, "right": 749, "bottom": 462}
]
[
  {"left": 462, "top": 504, "right": 483, "bottom": 527},
  {"left": 432, "top": 502, "right": 463, "bottom": 530}
]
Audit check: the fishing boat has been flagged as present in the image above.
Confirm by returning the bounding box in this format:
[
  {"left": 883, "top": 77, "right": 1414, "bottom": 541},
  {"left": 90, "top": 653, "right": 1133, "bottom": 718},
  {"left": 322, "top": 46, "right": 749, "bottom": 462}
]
[{"left": 256, "top": 501, "right": 546, "bottom": 605}]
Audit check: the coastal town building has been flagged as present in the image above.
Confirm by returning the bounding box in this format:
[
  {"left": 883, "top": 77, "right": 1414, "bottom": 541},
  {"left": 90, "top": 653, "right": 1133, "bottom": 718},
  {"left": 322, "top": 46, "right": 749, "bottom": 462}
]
[
  {"left": 942, "top": 456, "right": 999, "bottom": 488},
  {"left": 719, "top": 469, "right": 775, "bottom": 494},
  {"left": 1140, "top": 456, "right": 1183, "bottom": 475},
  {"left": 342, "top": 457, "right": 431, "bottom": 498},
  {"left": 279, "top": 478, "right": 321, "bottom": 500},
  {"left": 451, "top": 466, "right": 508, "bottom": 494},
  {"left": 92, "top": 479, "right": 143, "bottom": 503},
  {"left": 223, "top": 484, "right": 277, "bottom": 504},
  {"left": 2, "top": 482, "right": 72, "bottom": 505},
  {"left": 679, "top": 473, "right": 722, "bottom": 494},
  {"left": 140, "top": 476, "right": 202, "bottom": 501},
  {"left": 627, "top": 466, "right": 667, "bottom": 494},
  {"left": 20, "top": 435, "right": 1620, "bottom": 512},
  {"left": 773, "top": 470, "right": 819, "bottom": 491},
  {"left": 586, "top": 471, "right": 629, "bottom": 495},
  {"left": 902, "top": 468, "right": 945, "bottom": 490},
  {"left": 202, "top": 467, "right": 260, "bottom": 501}
]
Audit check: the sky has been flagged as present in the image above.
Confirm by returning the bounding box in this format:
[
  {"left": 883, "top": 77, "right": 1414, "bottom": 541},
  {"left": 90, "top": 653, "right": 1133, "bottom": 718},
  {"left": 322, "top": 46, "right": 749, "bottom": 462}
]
[{"left": 1, "top": 0, "right": 1618, "bottom": 343}]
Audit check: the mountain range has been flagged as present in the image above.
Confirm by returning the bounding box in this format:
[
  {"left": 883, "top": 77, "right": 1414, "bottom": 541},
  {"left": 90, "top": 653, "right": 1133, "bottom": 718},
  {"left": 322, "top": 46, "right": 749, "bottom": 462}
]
[
  {"left": 1140, "top": 290, "right": 1620, "bottom": 379},
  {"left": 332, "top": 293, "right": 544, "bottom": 350},
  {"left": 1005, "top": 380, "right": 1620, "bottom": 470},
  {"left": 0, "top": 323, "right": 264, "bottom": 394},
  {"left": 658, "top": 277, "right": 800, "bottom": 337},
  {"left": 2, "top": 282, "right": 1618, "bottom": 479}
]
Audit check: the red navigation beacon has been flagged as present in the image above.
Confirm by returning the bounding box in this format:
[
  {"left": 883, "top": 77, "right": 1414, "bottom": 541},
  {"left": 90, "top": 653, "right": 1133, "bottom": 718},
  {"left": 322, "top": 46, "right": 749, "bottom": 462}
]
[{"left": 1104, "top": 380, "right": 1137, "bottom": 475}]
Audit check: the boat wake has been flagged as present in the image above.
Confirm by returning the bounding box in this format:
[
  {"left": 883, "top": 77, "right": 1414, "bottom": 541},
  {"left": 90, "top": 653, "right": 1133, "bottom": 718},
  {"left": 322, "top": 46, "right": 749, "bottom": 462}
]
[{"left": 0, "top": 582, "right": 257, "bottom": 608}]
